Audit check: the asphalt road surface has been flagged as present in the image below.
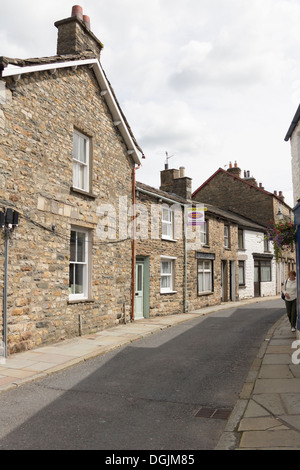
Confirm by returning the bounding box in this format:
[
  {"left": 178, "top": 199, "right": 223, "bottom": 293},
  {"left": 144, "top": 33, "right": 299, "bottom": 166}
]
[{"left": 0, "top": 299, "right": 284, "bottom": 450}]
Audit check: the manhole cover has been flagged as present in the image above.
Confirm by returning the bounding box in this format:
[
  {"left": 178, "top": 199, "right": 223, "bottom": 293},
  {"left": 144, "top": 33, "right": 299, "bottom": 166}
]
[{"left": 195, "top": 407, "right": 232, "bottom": 419}]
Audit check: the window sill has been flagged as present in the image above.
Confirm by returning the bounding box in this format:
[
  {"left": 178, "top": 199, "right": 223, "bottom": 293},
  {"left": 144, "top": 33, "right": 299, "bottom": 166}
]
[
  {"left": 160, "top": 290, "right": 177, "bottom": 295},
  {"left": 198, "top": 291, "right": 213, "bottom": 297},
  {"left": 68, "top": 298, "right": 94, "bottom": 305},
  {"left": 161, "top": 237, "right": 177, "bottom": 242},
  {"left": 70, "top": 187, "right": 97, "bottom": 199}
]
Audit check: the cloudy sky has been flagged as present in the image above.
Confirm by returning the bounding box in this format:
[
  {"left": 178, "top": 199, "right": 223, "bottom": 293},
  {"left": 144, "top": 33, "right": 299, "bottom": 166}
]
[{"left": 1, "top": 0, "right": 300, "bottom": 207}]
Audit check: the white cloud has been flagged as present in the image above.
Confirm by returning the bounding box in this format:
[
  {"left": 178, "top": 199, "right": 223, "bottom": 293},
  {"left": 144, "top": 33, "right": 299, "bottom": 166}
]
[{"left": 0, "top": 0, "right": 299, "bottom": 206}]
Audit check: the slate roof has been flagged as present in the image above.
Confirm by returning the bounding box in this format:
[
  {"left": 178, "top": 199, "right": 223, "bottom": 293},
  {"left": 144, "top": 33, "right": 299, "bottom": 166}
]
[{"left": 136, "top": 181, "right": 266, "bottom": 232}]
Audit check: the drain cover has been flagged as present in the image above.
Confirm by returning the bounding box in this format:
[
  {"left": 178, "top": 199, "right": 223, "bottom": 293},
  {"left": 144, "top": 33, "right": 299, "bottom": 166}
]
[{"left": 195, "top": 407, "right": 232, "bottom": 419}]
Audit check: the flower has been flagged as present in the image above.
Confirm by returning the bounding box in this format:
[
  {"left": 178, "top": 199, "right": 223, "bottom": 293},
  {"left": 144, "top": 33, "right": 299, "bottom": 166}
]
[{"left": 265, "top": 220, "right": 296, "bottom": 261}]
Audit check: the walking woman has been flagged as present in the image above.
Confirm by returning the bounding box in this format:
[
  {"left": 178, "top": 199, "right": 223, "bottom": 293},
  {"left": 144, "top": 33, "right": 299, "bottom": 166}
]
[{"left": 283, "top": 271, "right": 297, "bottom": 332}]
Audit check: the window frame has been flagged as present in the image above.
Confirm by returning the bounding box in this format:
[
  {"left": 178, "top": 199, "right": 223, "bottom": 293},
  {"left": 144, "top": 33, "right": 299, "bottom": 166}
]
[
  {"left": 160, "top": 256, "right": 176, "bottom": 293},
  {"left": 254, "top": 258, "right": 272, "bottom": 283},
  {"left": 238, "top": 260, "right": 245, "bottom": 286},
  {"left": 238, "top": 228, "right": 244, "bottom": 250},
  {"left": 69, "top": 227, "right": 90, "bottom": 301},
  {"left": 260, "top": 260, "right": 272, "bottom": 282},
  {"left": 224, "top": 224, "right": 230, "bottom": 248},
  {"left": 161, "top": 206, "right": 175, "bottom": 241},
  {"left": 200, "top": 221, "right": 208, "bottom": 245},
  {"left": 197, "top": 259, "right": 213, "bottom": 294},
  {"left": 264, "top": 238, "right": 270, "bottom": 253},
  {"left": 73, "top": 129, "right": 90, "bottom": 193}
]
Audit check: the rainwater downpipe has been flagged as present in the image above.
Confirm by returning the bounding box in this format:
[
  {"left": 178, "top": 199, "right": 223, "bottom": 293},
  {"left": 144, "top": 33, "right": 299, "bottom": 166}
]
[
  {"left": 3, "top": 227, "right": 9, "bottom": 358},
  {"left": 131, "top": 164, "right": 141, "bottom": 321},
  {"left": 136, "top": 187, "right": 188, "bottom": 313}
]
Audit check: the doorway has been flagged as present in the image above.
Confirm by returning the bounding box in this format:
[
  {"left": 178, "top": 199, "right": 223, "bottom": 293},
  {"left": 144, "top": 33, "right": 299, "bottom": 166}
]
[
  {"left": 221, "top": 260, "right": 228, "bottom": 302},
  {"left": 134, "top": 257, "right": 150, "bottom": 319},
  {"left": 135, "top": 261, "right": 144, "bottom": 319},
  {"left": 254, "top": 260, "right": 261, "bottom": 297}
]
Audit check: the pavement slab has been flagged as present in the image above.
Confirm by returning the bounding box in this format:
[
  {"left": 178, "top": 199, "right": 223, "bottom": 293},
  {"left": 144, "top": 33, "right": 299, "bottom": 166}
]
[
  {"left": 239, "top": 429, "right": 300, "bottom": 449},
  {"left": 217, "top": 314, "right": 300, "bottom": 450}
]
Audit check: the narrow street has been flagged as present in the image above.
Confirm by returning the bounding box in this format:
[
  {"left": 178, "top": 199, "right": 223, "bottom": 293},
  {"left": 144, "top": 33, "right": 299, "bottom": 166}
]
[{"left": 0, "top": 299, "right": 284, "bottom": 450}]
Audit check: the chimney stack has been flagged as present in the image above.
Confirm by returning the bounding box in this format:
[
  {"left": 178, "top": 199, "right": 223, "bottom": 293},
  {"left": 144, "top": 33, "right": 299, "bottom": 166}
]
[
  {"left": 160, "top": 166, "right": 192, "bottom": 199},
  {"left": 55, "top": 5, "right": 103, "bottom": 58},
  {"left": 243, "top": 169, "right": 257, "bottom": 186},
  {"left": 278, "top": 191, "right": 285, "bottom": 202},
  {"left": 227, "top": 161, "right": 241, "bottom": 178}
]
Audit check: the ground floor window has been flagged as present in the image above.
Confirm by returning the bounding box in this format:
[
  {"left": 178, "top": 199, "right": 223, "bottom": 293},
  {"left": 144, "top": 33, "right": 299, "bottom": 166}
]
[
  {"left": 260, "top": 260, "right": 272, "bottom": 282},
  {"left": 254, "top": 258, "right": 272, "bottom": 282},
  {"left": 69, "top": 227, "right": 90, "bottom": 300},
  {"left": 239, "top": 260, "right": 245, "bottom": 286},
  {"left": 197, "top": 259, "right": 213, "bottom": 294}
]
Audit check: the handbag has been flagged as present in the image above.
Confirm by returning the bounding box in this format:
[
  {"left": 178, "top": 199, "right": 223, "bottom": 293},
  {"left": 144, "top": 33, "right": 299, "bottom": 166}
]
[{"left": 281, "top": 279, "right": 287, "bottom": 301}]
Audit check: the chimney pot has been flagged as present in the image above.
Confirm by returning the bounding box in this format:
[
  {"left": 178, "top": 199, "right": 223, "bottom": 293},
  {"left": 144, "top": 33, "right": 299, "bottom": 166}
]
[
  {"left": 71, "top": 5, "right": 83, "bottom": 20},
  {"left": 83, "top": 15, "right": 91, "bottom": 29},
  {"left": 229, "top": 161, "right": 232, "bottom": 168},
  {"left": 234, "top": 161, "right": 237, "bottom": 168},
  {"left": 179, "top": 166, "right": 185, "bottom": 177}
]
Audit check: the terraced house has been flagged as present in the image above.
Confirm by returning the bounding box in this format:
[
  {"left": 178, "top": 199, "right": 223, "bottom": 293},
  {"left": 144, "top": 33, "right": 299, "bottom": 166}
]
[{"left": 0, "top": 6, "right": 143, "bottom": 354}]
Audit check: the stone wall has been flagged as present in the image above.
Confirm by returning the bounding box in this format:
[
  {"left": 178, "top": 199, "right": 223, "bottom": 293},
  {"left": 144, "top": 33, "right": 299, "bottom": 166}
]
[{"left": 0, "top": 65, "right": 134, "bottom": 353}]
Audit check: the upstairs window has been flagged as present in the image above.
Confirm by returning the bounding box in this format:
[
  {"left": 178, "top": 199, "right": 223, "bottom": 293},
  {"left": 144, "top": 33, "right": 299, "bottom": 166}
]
[
  {"left": 238, "top": 229, "right": 244, "bottom": 249},
  {"left": 264, "top": 238, "right": 270, "bottom": 252},
  {"left": 224, "top": 225, "right": 230, "bottom": 248},
  {"left": 162, "top": 206, "right": 174, "bottom": 240},
  {"left": 73, "top": 130, "right": 90, "bottom": 192},
  {"left": 200, "top": 221, "right": 208, "bottom": 245}
]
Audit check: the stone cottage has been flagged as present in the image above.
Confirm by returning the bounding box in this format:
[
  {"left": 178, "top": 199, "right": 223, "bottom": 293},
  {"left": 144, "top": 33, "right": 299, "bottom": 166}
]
[{"left": 0, "top": 6, "right": 143, "bottom": 354}]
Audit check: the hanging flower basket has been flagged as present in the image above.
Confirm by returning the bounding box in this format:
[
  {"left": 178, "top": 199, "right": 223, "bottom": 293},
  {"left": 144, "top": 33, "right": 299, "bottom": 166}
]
[{"left": 265, "top": 220, "right": 296, "bottom": 262}]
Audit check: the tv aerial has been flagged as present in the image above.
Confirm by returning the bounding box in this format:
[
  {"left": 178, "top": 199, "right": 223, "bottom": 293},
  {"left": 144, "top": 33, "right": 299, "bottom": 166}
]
[{"left": 165, "top": 151, "right": 175, "bottom": 169}]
